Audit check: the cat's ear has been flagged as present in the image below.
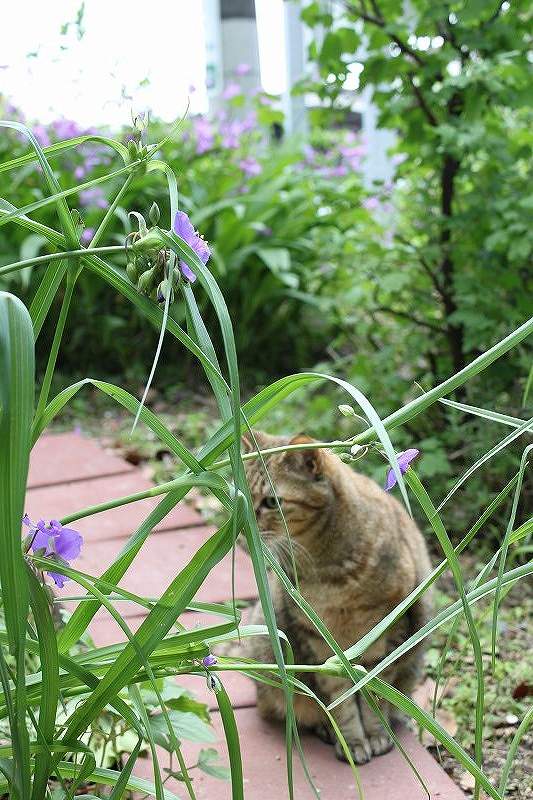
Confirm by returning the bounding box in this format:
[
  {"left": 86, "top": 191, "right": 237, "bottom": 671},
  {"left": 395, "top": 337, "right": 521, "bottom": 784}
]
[
  {"left": 288, "top": 434, "right": 323, "bottom": 477},
  {"left": 242, "top": 429, "right": 264, "bottom": 453}
]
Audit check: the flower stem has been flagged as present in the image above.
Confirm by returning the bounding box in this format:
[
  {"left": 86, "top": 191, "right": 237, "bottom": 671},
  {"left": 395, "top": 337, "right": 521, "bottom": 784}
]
[
  {"left": 58, "top": 441, "right": 347, "bottom": 525},
  {"left": 0, "top": 245, "right": 126, "bottom": 278},
  {"left": 34, "top": 267, "right": 78, "bottom": 421},
  {"left": 88, "top": 173, "right": 135, "bottom": 249}
]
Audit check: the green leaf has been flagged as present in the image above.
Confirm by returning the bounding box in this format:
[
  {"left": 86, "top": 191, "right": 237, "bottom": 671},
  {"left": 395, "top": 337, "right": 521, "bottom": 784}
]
[
  {"left": 0, "top": 292, "right": 34, "bottom": 800},
  {"left": 197, "top": 748, "right": 230, "bottom": 781},
  {"left": 149, "top": 709, "right": 216, "bottom": 748}
]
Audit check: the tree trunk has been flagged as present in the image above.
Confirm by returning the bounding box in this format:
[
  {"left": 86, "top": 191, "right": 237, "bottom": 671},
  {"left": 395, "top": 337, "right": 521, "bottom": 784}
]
[{"left": 439, "top": 152, "right": 465, "bottom": 374}]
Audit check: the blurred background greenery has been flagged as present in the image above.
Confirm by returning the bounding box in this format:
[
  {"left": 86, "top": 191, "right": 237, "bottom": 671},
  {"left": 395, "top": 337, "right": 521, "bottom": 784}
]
[{"left": 1, "top": 0, "right": 531, "bottom": 542}]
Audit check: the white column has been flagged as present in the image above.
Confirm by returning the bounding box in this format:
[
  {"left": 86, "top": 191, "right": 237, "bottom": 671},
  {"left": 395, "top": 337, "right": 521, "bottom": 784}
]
[
  {"left": 283, "top": 0, "right": 307, "bottom": 134},
  {"left": 220, "top": 0, "right": 261, "bottom": 93},
  {"left": 203, "top": 0, "right": 224, "bottom": 102}
]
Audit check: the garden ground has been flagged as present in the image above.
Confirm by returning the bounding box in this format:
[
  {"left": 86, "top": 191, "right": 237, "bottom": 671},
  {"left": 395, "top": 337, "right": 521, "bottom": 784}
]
[{"left": 40, "top": 396, "right": 533, "bottom": 800}]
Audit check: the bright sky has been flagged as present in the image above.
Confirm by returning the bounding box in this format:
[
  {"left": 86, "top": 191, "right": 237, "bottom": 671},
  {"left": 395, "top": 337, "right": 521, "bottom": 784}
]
[{"left": 0, "top": 0, "right": 286, "bottom": 127}]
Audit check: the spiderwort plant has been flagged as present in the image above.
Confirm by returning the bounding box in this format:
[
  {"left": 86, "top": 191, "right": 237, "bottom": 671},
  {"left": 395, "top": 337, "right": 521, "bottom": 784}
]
[
  {"left": 0, "top": 111, "right": 531, "bottom": 800},
  {"left": 22, "top": 515, "right": 83, "bottom": 587}
]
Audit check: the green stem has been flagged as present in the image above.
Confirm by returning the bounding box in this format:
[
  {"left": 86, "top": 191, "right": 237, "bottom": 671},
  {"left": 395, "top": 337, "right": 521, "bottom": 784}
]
[
  {"left": 88, "top": 173, "right": 135, "bottom": 248},
  {"left": 499, "top": 706, "right": 533, "bottom": 798},
  {"left": 0, "top": 246, "right": 126, "bottom": 278},
  {"left": 34, "top": 268, "right": 78, "bottom": 421},
  {"left": 57, "top": 442, "right": 347, "bottom": 524}
]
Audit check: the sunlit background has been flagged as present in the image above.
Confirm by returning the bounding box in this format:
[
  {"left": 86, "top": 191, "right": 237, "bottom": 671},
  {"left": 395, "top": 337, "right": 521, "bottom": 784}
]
[{"left": 0, "top": 0, "right": 287, "bottom": 126}]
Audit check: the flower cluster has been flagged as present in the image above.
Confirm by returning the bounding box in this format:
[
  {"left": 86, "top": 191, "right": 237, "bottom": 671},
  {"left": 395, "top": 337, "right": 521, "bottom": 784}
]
[
  {"left": 384, "top": 449, "right": 420, "bottom": 491},
  {"left": 299, "top": 132, "right": 366, "bottom": 179},
  {"left": 185, "top": 63, "right": 275, "bottom": 183},
  {"left": 126, "top": 209, "right": 210, "bottom": 301},
  {"left": 23, "top": 515, "right": 83, "bottom": 588}
]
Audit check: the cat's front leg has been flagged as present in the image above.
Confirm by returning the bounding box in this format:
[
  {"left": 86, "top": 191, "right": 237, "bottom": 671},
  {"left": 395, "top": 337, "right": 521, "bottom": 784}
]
[
  {"left": 358, "top": 696, "right": 393, "bottom": 757},
  {"left": 315, "top": 676, "right": 372, "bottom": 764}
]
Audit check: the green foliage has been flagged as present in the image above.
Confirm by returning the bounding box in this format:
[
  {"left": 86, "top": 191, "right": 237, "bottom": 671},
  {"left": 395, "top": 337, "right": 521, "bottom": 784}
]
[
  {"left": 299, "top": 0, "right": 532, "bottom": 370},
  {"left": 0, "top": 93, "right": 371, "bottom": 383},
  {"left": 0, "top": 70, "right": 531, "bottom": 800}
]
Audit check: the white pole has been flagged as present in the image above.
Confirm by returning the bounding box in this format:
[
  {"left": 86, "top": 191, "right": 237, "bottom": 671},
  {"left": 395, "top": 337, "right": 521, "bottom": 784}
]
[
  {"left": 219, "top": 0, "right": 261, "bottom": 93},
  {"left": 203, "top": 0, "right": 224, "bottom": 104},
  {"left": 283, "top": 0, "right": 307, "bottom": 134}
]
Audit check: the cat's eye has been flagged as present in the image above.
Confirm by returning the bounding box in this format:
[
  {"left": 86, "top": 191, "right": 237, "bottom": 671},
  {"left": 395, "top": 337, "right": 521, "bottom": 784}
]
[{"left": 262, "top": 496, "right": 280, "bottom": 509}]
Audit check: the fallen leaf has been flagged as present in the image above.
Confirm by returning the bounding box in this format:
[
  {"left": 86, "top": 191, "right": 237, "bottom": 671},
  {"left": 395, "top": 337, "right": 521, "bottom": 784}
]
[
  {"left": 459, "top": 771, "right": 476, "bottom": 791},
  {"left": 512, "top": 681, "right": 533, "bottom": 700}
]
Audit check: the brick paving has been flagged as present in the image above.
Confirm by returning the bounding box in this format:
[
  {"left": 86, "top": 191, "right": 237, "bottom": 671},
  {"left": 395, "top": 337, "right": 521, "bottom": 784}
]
[{"left": 27, "top": 431, "right": 465, "bottom": 799}]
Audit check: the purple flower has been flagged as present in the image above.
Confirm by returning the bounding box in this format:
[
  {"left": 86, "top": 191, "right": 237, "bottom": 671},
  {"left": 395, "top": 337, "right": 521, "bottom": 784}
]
[
  {"left": 33, "top": 125, "right": 50, "bottom": 148},
  {"left": 302, "top": 144, "right": 316, "bottom": 163},
  {"left": 222, "top": 82, "right": 241, "bottom": 101},
  {"left": 173, "top": 211, "right": 210, "bottom": 283},
  {"left": 321, "top": 165, "right": 348, "bottom": 178},
  {"left": 23, "top": 516, "right": 83, "bottom": 588},
  {"left": 385, "top": 449, "right": 420, "bottom": 491},
  {"left": 363, "top": 196, "right": 380, "bottom": 211},
  {"left": 235, "top": 63, "right": 251, "bottom": 76},
  {"left": 51, "top": 118, "right": 82, "bottom": 140},
  {"left": 241, "top": 110, "right": 257, "bottom": 133},
  {"left": 79, "top": 187, "right": 107, "bottom": 209},
  {"left": 220, "top": 119, "right": 244, "bottom": 149},
  {"left": 340, "top": 145, "right": 366, "bottom": 159},
  {"left": 81, "top": 227, "right": 95, "bottom": 245},
  {"left": 238, "top": 156, "right": 262, "bottom": 177},
  {"left": 203, "top": 654, "right": 217, "bottom": 667},
  {"left": 193, "top": 116, "right": 214, "bottom": 154}
]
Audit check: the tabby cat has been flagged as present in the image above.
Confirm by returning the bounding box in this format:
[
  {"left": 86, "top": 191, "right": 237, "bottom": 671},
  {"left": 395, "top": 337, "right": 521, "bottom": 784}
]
[{"left": 225, "top": 430, "right": 432, "bottom": 765}]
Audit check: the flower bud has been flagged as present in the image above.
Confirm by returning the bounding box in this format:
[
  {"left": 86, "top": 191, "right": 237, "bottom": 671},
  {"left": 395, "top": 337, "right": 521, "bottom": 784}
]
[
  {"left": 130, "top": 227, "right": 164, "bottom": 255},
  {"left": 350, "top": 444, "right": 365, "bottom": 457},
  {"left": 126, "top": 261, "right": 140, "bottom": 283},
  {"left": 149, "top": 202, "right": 161, "bottom": 226},
  {"left": 172, "top": 266, "right": 182, "bottom": 289},
  {"left": 127, "top": 138, "right": 139, "bottom": 161},
  {"left": 339, "top": 453, "right": 354, "bottom": 463},
  {"left": 156, "top": 279, "right": 173, "bottom": 304},
  {"left": 338, "top": 404, "right": 356, "bottom": 417},
  {"left": 137, "top": 266, "right": 156, "bottom": 295}
]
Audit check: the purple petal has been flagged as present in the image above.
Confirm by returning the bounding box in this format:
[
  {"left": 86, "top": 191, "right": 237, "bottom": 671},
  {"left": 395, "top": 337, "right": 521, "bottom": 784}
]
[
  {"left": 179, "top": 260, "right": 197, "bottom": 283},
  {"left": 54, "top": 527, "right": 83, "bottom": 561},
  {"left": 384, "top": 448, "right": 420, "bottom": 491},
  {"left": 48, "top": 571, "right": 69, "bottom": 588},
  {"left": 192, "top": 236, "right": 210, "bottom": 265},
  {"left": 203, "top": 654, "right": 217, "bottom": 667},
  {"left": 22, "top": 514, "right": 32, "bottom": 527},
  {"left": 397, "top": 449, "right": 420, "bottom": 472},
  {"left": 173, "top": 210, "right": 196, "bottom": 245},
  {"left": 31, "top": 528, "right": 53, "bottom": 553},
  {"left": 385, "top": 468, "right": 397, "bottom": 491}
]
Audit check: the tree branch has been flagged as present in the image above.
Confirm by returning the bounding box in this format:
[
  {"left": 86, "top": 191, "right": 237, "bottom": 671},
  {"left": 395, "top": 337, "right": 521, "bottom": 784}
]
[
  {"left": 345, "top": 0, "right": 427, "bottom": 66},
  {"left": 406, "top": 73, "right": 439, "bottom": 126},
  {"left": 374, "top": 305, "right": 445, "bottom": 332},
  {"left": 395, "top": 234, "right": 446, "bottom": 296}
]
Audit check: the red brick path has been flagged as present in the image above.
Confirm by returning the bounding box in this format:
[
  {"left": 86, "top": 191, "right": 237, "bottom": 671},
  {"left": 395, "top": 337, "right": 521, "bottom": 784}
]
[{"left": 28, "top": 432, "right": 465, "bottom": 799}]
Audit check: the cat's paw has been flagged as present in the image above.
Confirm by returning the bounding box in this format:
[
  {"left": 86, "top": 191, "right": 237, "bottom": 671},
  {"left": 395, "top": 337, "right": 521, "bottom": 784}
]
[
  {"left": 335, "top": 737, "right": 372, "bottom": 765},
  {"left": 314, "top": 723, "right": 335, "bottom": 745},
  {"left": 368, "top": 731, "right": 393, "bottom": 757}
]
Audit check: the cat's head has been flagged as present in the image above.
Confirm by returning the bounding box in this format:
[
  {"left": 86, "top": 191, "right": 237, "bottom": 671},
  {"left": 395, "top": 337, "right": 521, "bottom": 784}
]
[{"left": 241, "top": 430, "right": 335, "bottom": 552}]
